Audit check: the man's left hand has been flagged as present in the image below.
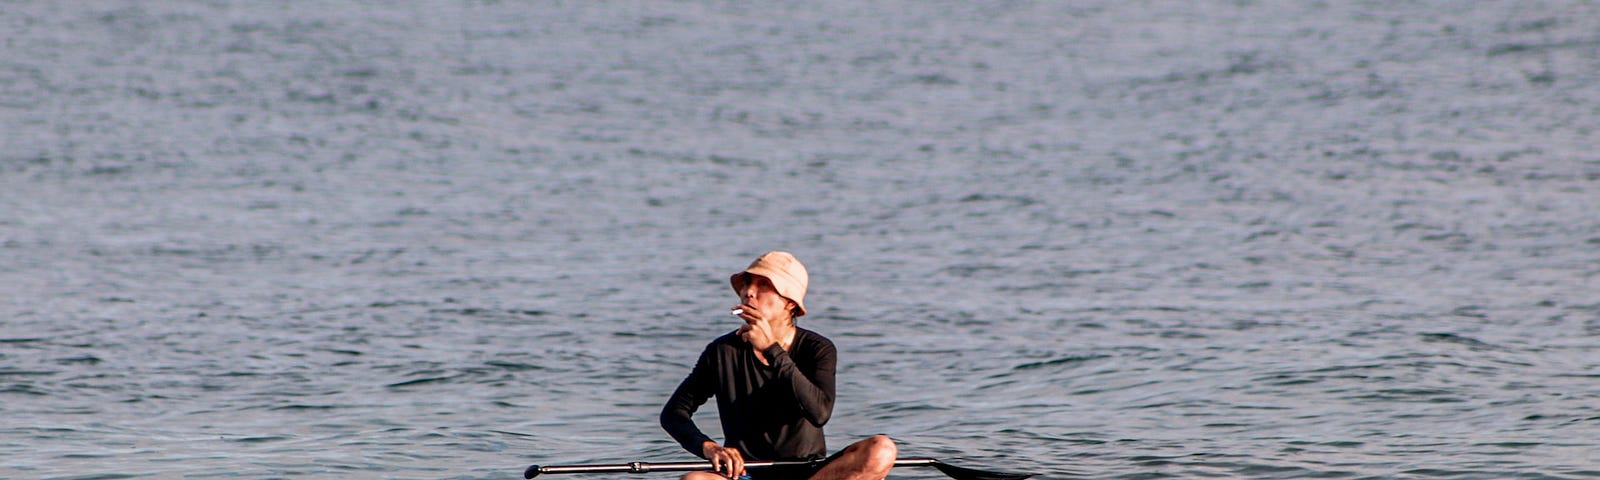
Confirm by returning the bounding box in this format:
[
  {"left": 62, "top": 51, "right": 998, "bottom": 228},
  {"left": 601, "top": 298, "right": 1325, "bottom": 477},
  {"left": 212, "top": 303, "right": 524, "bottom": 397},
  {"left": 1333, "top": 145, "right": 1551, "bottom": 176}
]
[{"left": 737, "top": 321, "right": 777, "bottom": 352}]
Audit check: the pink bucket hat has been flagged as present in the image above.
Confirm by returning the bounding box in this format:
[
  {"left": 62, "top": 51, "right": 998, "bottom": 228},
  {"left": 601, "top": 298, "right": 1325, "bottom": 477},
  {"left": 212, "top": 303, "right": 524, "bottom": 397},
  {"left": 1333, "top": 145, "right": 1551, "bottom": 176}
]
[{"left": 730, "top": 251, "right": 809, "bottom": 317}]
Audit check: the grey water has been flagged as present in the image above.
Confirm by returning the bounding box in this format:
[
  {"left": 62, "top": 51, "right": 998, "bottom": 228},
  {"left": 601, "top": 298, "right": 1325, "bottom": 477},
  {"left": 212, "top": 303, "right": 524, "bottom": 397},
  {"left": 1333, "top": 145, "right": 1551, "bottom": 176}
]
[{"left": 3, "top": 1, "right": 1599, "bottom": 478}]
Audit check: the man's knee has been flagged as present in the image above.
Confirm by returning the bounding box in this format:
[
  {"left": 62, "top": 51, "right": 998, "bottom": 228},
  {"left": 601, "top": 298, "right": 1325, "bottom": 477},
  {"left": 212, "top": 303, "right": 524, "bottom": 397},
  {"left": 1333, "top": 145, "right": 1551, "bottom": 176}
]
[
  {"left": 682, "top": 471, "right": 725, "bottom": 480},
  {"left": 861, "top": 434, "right": 897, "bottom": 470}
]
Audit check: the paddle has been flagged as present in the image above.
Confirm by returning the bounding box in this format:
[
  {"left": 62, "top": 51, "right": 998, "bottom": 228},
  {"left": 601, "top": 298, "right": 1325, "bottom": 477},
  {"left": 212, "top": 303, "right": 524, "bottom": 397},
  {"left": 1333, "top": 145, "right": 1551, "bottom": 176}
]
[{"left": 524, "top": 457, "right": 1032, "bottom": 480}]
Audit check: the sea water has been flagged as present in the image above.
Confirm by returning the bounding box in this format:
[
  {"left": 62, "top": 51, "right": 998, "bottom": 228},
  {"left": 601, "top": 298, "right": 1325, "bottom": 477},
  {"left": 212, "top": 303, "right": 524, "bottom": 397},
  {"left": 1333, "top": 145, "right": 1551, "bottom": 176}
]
[{"left": 3, "top": 2, "right": 1599, "bottom": 478}]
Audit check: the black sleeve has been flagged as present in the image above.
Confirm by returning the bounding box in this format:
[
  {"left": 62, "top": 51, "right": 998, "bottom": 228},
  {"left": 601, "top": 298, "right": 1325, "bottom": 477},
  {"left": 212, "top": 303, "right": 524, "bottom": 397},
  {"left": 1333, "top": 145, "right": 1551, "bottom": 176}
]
[
  {"left": 762, "top": 338, "right": 835, "bottom": 427},
  {"left": 660, "top": 346, "right": 717, "bottom": 457}
]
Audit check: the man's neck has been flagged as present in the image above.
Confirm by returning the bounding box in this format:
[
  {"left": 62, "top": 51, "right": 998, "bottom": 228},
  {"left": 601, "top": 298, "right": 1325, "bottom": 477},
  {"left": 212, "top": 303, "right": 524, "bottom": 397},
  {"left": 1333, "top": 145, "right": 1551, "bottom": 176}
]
[{"left": 773, "top": 323, "right": 797, "bottom": 351}]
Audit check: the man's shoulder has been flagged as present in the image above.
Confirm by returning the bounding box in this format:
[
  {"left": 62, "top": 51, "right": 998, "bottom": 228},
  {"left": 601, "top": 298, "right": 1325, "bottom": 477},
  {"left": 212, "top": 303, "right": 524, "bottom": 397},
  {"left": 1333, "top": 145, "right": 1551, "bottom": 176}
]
[
  {"left": 794, "top": 327, "right": 836, "bottom": 352},
  {"left": 705, "top": 331, "right": 744, "bottom": 351}
]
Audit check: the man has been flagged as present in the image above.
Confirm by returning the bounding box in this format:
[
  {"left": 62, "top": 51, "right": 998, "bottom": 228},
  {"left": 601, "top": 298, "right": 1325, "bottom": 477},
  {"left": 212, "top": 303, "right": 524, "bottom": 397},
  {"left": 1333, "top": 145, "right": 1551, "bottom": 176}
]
[{"left": 661, "top": 251, "right": 897, "bottom": 480}]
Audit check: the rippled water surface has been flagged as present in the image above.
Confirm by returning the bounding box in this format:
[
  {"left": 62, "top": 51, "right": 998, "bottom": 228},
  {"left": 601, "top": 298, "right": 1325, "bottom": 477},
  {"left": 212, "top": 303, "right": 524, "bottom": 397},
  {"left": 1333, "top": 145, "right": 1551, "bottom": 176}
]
[{"left": 4, "top": 1, "right": 1600, "bottom": 479}]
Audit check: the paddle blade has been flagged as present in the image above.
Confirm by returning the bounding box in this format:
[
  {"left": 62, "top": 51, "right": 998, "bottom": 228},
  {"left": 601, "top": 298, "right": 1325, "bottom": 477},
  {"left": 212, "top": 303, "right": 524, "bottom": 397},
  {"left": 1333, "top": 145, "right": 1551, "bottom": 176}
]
[{"left": 929, "top": 460, "right": 1034, "bottom": 480}]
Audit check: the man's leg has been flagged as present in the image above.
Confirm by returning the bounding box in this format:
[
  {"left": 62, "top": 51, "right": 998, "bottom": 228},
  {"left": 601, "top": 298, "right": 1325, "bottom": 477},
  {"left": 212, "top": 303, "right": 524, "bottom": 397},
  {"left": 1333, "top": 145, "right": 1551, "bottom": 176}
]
[
  {"left": 808, "top": 435, "right": 897, "bottom": 480},
  {"left": 683, "top": 471, "right": 729, "bottom": 480}
]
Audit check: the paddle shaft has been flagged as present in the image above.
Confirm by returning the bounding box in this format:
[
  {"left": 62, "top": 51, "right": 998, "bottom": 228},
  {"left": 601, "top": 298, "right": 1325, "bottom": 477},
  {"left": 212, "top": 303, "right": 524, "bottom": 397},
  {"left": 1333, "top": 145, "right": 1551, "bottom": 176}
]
[{"left": 527, "top": 458, "right": 941, "bottom": 478}]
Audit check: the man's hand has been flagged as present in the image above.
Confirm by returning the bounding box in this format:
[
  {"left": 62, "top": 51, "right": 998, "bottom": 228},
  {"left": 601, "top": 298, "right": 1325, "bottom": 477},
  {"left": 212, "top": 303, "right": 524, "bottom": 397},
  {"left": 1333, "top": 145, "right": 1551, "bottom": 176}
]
[
  {"left": 735, "top": 302, "right": 794, "bottom": 366},
  {"left": 737, "top": 319, "right": 778, "bottom": 352},
  {"left": 702, "top": 441, "right": 745, "bottom": 479}
]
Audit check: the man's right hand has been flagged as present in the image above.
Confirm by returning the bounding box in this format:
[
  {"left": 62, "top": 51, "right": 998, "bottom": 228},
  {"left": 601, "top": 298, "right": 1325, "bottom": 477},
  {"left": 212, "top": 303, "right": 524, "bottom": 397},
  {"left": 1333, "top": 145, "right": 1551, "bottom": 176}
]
[{"left": 702, "top": 441, "right": 745, "bottom": 479}]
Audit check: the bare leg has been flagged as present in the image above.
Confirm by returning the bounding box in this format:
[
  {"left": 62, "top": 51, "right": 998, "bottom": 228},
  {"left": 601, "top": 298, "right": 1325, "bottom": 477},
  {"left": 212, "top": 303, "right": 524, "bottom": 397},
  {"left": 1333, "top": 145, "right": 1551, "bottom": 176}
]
[
  {"left": 682, "top": 471, "right": 728, "bottom": 480},
  {"left": 808, "top": 435, "right": 897, "bottom": 480}
]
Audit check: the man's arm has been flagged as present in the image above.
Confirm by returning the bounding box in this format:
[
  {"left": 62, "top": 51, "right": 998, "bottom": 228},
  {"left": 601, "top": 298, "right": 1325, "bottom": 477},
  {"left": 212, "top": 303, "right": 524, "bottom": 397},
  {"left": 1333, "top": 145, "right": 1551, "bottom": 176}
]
[
  {"left": 660, "top": 347, "right": 717, "bottom": 457},
  {"left": 762, "top": 338, "right": 836, "bottom": 426}
]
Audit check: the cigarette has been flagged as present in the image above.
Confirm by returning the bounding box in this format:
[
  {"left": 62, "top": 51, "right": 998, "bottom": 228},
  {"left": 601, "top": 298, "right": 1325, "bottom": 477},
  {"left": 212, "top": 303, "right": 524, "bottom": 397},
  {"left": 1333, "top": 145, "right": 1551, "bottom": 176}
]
[{"left": 730, "top": 308, "right": 744, "bottom": 316}]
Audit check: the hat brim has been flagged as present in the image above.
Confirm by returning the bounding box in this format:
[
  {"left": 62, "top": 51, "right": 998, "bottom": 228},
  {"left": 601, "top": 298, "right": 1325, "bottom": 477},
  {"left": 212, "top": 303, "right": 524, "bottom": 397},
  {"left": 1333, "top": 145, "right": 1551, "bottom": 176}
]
[{"left": 730, "top": 270, "right": 807, "bottom": 317}]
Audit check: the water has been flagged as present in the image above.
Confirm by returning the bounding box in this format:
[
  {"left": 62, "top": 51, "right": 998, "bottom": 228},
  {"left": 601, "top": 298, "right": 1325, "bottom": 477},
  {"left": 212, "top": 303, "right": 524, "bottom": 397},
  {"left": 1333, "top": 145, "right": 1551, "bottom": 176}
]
[{"left": 3, "top": 1, "right": 1599, "bottom": 478}]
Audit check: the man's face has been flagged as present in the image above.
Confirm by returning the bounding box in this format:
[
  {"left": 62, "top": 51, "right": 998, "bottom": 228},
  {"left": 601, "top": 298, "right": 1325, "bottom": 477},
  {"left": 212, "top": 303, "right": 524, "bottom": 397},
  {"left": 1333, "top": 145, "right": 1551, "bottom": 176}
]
[{"left": 737, "top": 274, "right": 794, "bottom": 319}]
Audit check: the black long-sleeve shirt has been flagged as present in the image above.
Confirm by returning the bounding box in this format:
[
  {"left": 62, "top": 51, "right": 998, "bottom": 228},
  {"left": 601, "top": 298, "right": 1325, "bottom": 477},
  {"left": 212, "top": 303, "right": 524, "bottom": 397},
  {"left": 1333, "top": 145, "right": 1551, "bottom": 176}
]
[{"left": 660, "top": 328, "right": 837, "bottom": 461}]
